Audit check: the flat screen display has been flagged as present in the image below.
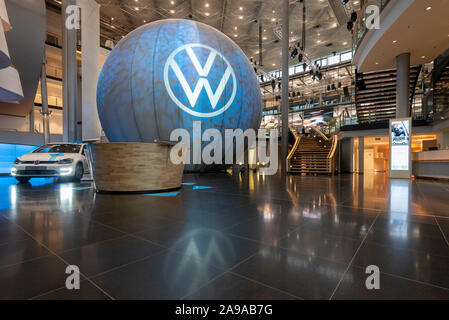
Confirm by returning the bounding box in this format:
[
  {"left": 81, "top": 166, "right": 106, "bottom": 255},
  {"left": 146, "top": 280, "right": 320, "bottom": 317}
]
[{"left": 390, "top": 120, "right": 411, "bottom": 171}]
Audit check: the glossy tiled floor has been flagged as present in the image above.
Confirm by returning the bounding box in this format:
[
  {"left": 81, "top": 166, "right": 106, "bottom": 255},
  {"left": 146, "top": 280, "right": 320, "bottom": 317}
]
[{"left": 0, "top": 172, "right": 448, "bottom": 300}]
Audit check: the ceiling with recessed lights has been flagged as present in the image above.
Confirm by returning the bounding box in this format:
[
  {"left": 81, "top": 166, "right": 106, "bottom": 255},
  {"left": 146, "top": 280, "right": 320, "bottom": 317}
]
[{"left": 51, "top": 0, "right": 361, "bottom": 72}]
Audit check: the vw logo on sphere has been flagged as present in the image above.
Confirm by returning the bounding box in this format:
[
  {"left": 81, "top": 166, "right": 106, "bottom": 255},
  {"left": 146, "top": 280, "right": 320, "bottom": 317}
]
[{"left": 164, "top": 43, "right": 237, "bottom": 118}]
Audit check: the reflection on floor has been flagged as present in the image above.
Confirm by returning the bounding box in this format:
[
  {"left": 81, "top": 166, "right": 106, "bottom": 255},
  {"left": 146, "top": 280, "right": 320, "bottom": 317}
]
[{"left": 0, "top": 172, "right": 448, "bottom": 300}]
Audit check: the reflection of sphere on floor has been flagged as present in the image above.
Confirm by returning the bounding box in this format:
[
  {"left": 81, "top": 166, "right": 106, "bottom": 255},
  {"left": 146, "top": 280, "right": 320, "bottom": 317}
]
[{"left": 97, "top": 19, "right": 262, "bottom": 170}]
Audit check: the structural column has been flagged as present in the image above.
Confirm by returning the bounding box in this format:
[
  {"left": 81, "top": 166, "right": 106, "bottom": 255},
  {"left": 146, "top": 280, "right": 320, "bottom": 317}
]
[
  {"left": 40, "top": 59, "right": 50, "bottom": 144},
  {"left": 78, "top": 0, "right": 101, "bottom": 141},
  {"left": 396, "top": 53, "right": 410, "bottom": 118},
  {"left": 62, "top": 0, "right": 78, "bottom": 142},
  {"left": 281, "top": 0, "right": 289, "bottom": 173},
  {"left": 358, "top": 136, "right": 364, "bottom": 174}
]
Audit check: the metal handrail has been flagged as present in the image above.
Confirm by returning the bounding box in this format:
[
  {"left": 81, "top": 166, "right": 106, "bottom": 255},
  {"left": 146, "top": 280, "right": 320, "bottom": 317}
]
[
  {"left": 311, "top": 126, "right": 329, "bottom": 141},
  {"left": 286, "top": 125, "right": 301, "bottom": 173}
]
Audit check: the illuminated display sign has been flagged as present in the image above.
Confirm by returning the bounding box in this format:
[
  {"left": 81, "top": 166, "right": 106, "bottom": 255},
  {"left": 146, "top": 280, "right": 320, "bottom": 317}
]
[
  {"left": 390, "top": 118, "right": 412, "bottom": 176},
  {"left": 164, "top": 43, "right": 237, "bottom": 118}
]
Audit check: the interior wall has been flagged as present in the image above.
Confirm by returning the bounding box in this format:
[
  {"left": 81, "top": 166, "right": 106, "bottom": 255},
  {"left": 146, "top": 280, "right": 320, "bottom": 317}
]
[
  {"left": 0, "top": 114, "right": 28, "bottom": 132},
  {"left": 340, "top": 137, "right": 353, "bottom": 173},
  {"left": 436, "top": 128, "right": 449, "bottom": 150}
]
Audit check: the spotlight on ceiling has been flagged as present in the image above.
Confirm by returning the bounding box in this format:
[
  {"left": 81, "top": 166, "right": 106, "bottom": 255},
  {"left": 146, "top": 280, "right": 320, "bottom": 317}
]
[
  {"left": 342, "top": 0, "right": 350, "bottom": 5},
  {"left": 347, "top": 20, "right": 354, "bottom": 31},
  {"left": 290, "top": 48, "right": 298, "bottom": 60}
]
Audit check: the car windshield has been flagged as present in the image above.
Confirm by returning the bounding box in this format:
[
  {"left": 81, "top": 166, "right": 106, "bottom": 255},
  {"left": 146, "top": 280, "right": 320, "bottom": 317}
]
[{"left": 33, "top": 144, "right": 81, "bottom": 154}]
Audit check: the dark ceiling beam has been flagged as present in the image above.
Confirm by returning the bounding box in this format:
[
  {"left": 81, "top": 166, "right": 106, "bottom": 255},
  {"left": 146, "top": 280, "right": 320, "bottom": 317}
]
[
  {"left": 219, "top": 0, "right": 228, "bottom": 32},
  {"left": 327, "top": 0, "right": 349, "bottom": 26},
  {"left": 244, "top": 1, "right": 263, "bottom": 54}
]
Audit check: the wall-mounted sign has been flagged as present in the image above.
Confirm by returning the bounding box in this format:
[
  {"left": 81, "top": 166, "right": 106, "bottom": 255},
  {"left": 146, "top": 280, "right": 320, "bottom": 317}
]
[{"left": 389, "top": 118, "right": 412, "bottom": 179}]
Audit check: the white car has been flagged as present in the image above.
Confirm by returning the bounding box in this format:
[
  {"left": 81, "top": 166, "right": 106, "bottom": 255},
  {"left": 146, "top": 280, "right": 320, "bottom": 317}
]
[{"left": 11, "top": 143, "right": 90, "bottom": 183}]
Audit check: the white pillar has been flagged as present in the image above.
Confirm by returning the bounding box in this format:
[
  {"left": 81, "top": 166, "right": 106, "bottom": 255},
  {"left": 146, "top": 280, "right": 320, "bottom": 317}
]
[
  {"left": 78, "top": 0, "right": 101, "bottom": 141},
  {"left": 281, "top": 0, "right": 289, "bottom": 173},
  {"left": 62, "top": 0, "right": 78, "bottom": 142}
]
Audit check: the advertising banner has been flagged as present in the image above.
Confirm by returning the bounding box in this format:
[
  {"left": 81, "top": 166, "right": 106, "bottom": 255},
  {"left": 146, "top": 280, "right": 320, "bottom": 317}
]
[{"left": 389, "top": 118, "right": 412, "bottom": 178}]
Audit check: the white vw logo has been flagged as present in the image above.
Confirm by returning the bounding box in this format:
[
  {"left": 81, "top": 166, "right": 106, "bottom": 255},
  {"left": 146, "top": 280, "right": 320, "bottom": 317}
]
[{"left": 164, "top": 43, "right": 237, "bottom": 118}]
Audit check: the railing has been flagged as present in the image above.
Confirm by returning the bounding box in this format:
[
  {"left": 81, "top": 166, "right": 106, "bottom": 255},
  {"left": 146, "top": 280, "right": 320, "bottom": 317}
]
[
  {"left": 327, "top": 135, "right": 339, "bottom": 173},
  {"left": 353, "top": 0, "right": 391, "bottom": 54},
  {"left": 311, "top": 126, "right": 329, "bottom": 141},
  {"left": 286, "top": 125, "right": 301, "bottom": 172}
]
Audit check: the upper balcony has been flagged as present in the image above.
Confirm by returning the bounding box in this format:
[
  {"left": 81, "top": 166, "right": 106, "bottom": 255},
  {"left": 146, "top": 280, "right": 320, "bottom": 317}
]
[{"left": 353, "top": 0, "right": 449, "bottom": 73}]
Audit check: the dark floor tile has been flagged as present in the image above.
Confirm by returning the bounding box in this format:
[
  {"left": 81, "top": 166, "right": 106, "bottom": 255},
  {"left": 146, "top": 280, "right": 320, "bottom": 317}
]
[
  {"left": 185, "top": 272, "right": 298, "bottom": 300},
  {"left": 298, "top": 211, "right": 376, "bottom": 241},
  {"left": 353, "top": 241, "right": 449, "bottom": 289},
  {"left": 31, "top": 223, "right": 125, "bottom": 253},
  {"left": 0, "top": 255, "right": 75, "bottom": 299},
  {"left": 7, "top": 211, "right": 92, "bottom": 236},
  {"left": 90, "top": 250, "right": 223, "bottom": 300},
  {"left": 232, "top": 246, "right": 347, "bottom": 299},
  {"left": 0, "top": 239, "right": 51, "bottom": 268},
  {"left": 436, "top": 217, "right": 449, "bottom": 244},
  {"left": 365, "top": 225, "right": 449, "bottom": 257},
  {"left": 0, "top": 222, "right": 31, "bottom": 245},
  {"left": 32, "top": 280, "right": 111, "bottom": 300},
  {"left": 278, "top": 229, "right": 362, "bottom": 264},
  {"left": 333, "top": 266, "right": 449, "bottom": 300},
  {"left": 224, "top": 219, "right": 297, "bottom": 246},
  {"left": 93, "top": 214, "right": 176, "bottom": 234},
  {"left": 167, "top": 229, "right": 261, "bottom": 270},
  {"left": 60, "top": 236, "right": 166, "bottom": 277}
]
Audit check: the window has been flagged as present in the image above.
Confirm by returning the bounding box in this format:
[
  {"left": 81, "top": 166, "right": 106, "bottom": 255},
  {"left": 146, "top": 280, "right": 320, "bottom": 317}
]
[
  {"left": 341, "top": 51, "right": 353, "bottom": 62},
  {"left": 328, "top": 55, "right": 340, "bottom": 65},
  {"left": 33, "top": 144, "right": 81, "bottom": 154}
]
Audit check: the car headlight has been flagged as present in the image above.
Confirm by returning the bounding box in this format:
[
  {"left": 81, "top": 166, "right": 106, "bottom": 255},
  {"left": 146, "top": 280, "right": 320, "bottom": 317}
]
[
  {"left": 14, "top": 158, "right": 22, "bottom": 164},
  {"left": 58, "top": 159, "right": 74, "bottom": 164}
]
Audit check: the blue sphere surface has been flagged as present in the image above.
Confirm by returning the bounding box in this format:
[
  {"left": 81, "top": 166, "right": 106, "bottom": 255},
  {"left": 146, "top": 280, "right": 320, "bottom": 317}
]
[{"left": 97, "top": 19, "right": 262, "bottom": 144}]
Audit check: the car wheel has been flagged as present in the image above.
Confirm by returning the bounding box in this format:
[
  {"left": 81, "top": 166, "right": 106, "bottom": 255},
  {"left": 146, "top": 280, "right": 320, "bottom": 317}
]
[
  {"left": 72, "top": 163, "right": 84, "bottom": 182},
  {"left": 16, "top": 177, "right": 30, "bottom": 183}
]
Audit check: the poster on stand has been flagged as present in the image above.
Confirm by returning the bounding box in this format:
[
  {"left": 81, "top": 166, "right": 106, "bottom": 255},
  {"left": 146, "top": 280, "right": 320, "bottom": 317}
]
[{"left": 389, "top": 118, "right": 412, "bottom": 179}]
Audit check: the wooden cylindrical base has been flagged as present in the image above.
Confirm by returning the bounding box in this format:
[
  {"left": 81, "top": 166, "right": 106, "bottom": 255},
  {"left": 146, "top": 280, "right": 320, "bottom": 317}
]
[{"left": 90, "top": 142, "right": 184, "bottom": 193}]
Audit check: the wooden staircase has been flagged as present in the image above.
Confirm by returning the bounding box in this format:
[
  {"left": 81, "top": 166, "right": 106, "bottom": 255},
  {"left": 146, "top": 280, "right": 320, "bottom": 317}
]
[
  {"left": 287, "top": 127, "right": 338, "bottom": 174},
  {"left": 355, "top": 66, "right": 422, "bottom": 123}
]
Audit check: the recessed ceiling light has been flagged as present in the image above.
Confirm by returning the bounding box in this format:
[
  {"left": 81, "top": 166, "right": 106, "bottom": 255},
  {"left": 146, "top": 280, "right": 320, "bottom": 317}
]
[
  {"left": 170, "top": 9, "right": 175, "bottom": 14},
  {"left": 393, "top": 40, "right": 397, "bottom": 43},
  {"left": 426, "top": 6, "right": 432, "bottom": 11},
  {"left": 205, "top": 3, "right": 209, "bottom": 7},
  {"left": 421, "top": 55, "right": 426, "bottom": 58},
  {"left": 205, "top": 12, "right": 210, "bottom": 16}
]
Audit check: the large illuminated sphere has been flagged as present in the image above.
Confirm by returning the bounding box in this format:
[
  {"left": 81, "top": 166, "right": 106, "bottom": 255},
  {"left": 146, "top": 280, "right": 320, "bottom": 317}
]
[{"left": 97, "top": 19, "right": 262, "bottom": 151}]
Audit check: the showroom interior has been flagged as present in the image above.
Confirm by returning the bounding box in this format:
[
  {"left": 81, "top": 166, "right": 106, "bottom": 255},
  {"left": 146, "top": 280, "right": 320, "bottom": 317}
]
[{"left": 0, "top": 0, "right": 448, "bottom": 301}]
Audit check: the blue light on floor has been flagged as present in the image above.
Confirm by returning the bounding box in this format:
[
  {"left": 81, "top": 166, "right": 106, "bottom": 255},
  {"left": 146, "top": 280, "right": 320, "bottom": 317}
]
[
  {"left": 144, "top": 191, "right": 180, "bottom": 197},
  {"left": 182, "top": 183, "right": 197, "bottom": 186},
  {"left": 193, "top": 186, "right": 215, "bottom": 190},
  {"left": 72, "top": 187, "right": 93, "bottom": 191}
]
